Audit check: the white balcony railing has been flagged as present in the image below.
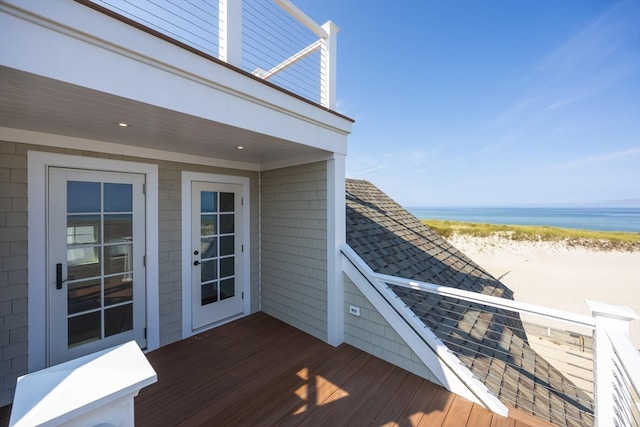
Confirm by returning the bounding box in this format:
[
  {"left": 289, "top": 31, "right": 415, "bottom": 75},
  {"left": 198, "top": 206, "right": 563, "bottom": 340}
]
[
  {"left": 82, "top": 0, "right": 338, "bottom": 109},
  {"left": 341, "top": 244, "right": 640, "bottom": 427}
]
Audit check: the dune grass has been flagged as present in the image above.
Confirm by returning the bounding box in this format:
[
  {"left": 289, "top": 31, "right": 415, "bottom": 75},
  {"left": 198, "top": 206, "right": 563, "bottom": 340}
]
[{"left": 421, "top": 219, "right": 640, "bottom": 251}]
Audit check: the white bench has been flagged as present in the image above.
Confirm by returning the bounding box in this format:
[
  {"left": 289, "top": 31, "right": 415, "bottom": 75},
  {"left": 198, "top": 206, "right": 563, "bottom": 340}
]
[{"left": 10, "top": 341, "right": 157, "bottom": 427}]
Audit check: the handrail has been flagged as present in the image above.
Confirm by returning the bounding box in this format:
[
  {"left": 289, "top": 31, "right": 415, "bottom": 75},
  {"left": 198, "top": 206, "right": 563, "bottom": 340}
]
[{"left": 376, "top": 271, "right": 596, "bottom": 330}]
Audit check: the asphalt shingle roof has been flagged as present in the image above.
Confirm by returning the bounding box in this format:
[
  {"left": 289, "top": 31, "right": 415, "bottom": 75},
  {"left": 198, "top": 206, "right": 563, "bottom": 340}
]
[{"left": 345, "top": 179, "right": 593, "bottom": 427}]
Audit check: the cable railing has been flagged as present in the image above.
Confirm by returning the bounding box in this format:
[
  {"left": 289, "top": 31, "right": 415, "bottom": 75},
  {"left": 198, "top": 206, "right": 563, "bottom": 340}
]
[
  {"left": 81, "top": 0, "right": 337, "bottom": 109},
  {"left": 341, "top": 243, "right": 639, "bottom": 427},
  {"left": 89, "top": 0, "right": 220, "bottom": 56}
]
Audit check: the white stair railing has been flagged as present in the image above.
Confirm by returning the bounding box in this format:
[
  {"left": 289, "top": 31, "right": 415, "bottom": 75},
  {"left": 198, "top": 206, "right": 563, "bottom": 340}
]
[{"left": 341, "top": 243, "right": 639, "bottom": 426}]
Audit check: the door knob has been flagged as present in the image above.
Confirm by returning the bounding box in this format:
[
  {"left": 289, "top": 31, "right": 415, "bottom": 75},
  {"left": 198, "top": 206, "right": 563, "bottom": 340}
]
[{"left": 193, "top": 260, "right": 200, "bottom": 266}]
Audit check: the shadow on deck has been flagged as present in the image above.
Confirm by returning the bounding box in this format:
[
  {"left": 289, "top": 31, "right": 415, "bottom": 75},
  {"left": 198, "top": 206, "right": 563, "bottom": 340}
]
[{"left": 132, "top": 312, "right": 549, "bottom": 426}]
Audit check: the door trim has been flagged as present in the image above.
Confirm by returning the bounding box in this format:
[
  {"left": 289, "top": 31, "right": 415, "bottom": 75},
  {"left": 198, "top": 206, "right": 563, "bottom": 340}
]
[
  {"left": 27, "top": 151, "right": 159, "bottom": 372},
  {"left": 181, "top": 172, "right": 251, "bottom": 338}
]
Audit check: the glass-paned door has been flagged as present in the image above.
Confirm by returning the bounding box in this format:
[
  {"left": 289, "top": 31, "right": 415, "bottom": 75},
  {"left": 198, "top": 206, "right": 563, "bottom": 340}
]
[
  {"left": 191, "top": 181, "right": 243, "bottom": 330},
  {"left": 48, "top": 168, "right": 146, "bottom": 365}
]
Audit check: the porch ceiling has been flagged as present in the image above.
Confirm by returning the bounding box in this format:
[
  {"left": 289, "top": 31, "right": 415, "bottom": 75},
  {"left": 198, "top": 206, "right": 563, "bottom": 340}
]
[{"left": 0, "top": 66, "right": 330, "bottom": 169}]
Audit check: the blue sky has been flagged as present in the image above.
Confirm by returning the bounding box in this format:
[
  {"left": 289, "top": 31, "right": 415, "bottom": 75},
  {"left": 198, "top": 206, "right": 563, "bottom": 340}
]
[{"left": 296, "top": 1, "right": 640, "bottom": 207}]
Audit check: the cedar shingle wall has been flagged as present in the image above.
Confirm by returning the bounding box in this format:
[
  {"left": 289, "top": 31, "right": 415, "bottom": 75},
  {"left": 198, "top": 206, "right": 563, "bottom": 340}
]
[
  {"left": 343, "top": 275, "right": 442, "bottom": 385},
  {"left": 0, "top": 141, "right": 28, "bottom": 406},
  {"left": 0, "top": 141, "right": 260, "bottom": 406},
  {"left": 261, "top": 162, "right": 328, "bottom": 342}
]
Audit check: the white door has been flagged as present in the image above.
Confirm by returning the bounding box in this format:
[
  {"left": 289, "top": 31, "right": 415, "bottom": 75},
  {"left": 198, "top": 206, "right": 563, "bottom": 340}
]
[
  {"left": 48, "top": 168, "right": 146, "bottom": 365},
  {"left": 191, "top": 181, "right": 243, "bottom": 330}
]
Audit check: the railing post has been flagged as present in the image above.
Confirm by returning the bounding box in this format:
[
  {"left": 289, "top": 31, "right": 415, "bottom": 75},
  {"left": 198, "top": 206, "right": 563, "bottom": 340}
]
[
  {"left": 218, "top": 0, "right": 242, "bottom": 67},
  {"left": 587, "top": 300, "right": 639, "bottom": 427},
  {"left": 320, "top": 21, "right": 339, "bottom": 110}
]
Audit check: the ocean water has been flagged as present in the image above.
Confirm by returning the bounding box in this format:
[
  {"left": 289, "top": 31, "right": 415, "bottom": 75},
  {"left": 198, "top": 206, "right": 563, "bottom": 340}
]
[{"left": 406, "top": 207, "right": 640, "bottom": 233}]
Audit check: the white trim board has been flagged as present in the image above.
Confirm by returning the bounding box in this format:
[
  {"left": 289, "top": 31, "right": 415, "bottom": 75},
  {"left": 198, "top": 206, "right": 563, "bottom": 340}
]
[
  {"left": 180, "top": 171, "right": 251, "bottom": 339},
  {"left": 27, "top": 151, "right": 159, "bottom": 372}
]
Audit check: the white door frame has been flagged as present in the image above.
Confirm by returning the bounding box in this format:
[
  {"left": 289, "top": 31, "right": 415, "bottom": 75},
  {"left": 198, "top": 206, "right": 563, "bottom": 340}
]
[
  {"left": 181, "top": 172, "right": 251, "bottom": 338},
  {"left": 27, "top": 151, "right": 159, "bottom": 372}
]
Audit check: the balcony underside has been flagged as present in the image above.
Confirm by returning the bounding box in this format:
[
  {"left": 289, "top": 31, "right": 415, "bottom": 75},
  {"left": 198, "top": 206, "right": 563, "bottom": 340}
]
[
  {"left": 132, "top": 313, "right": 546, "bottom": 426},
  {"left": 0, "top": 66, "right": 333, "bottom": 171}
]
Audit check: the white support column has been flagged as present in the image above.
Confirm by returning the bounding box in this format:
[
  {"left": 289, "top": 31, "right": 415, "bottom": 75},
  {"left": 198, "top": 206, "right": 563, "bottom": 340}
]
[
  {"left": 327, "top": 154, "right": 346, "bottom": 346},
  {"left": 218, "top": 0, "right": 242, "bottom": 67},
  {"left": 587, "top": 300, "right": 639, "bottom": 427},
  {"left": 320, "top": 21, "right": 339, "bottom": 110}
]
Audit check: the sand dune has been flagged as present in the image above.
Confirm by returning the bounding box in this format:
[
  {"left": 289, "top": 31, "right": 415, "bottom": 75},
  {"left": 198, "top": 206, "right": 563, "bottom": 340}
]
[{"left": 447, "top": 234, "right": 640, "bottom": 348}]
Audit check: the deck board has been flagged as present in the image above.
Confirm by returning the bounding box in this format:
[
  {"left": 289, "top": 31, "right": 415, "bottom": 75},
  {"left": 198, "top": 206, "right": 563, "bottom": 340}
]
[
  {"left": 132, "top": 313, "right": 551, "bottom": 427},
  {"left": 0, "top": 312, "right": 553, "bottom": 427}
]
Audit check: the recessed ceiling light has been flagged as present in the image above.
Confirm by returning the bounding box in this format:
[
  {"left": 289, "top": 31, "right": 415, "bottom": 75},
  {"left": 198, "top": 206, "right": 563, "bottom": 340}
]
[
  {"left": 115, "top": 122, "right": 129, "bottom": 127},
  {"left": 237, "top": 146, "right": 244, "bottom": 150}
]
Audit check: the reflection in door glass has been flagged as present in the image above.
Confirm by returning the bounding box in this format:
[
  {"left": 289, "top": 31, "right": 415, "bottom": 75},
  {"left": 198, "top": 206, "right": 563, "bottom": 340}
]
[
  {"left": 220, "top": 214, "right": 234, "bottom": 234},
  {"left": 201, "top": 237, "right": 217, "bottom": 259},
  {"left": 220, "top": 278, "right": 234, "bottom": 300},
  {"left": 105, "top": 304, "right": 133, "bottom": 337},
  {"left": 220, "top": 192, "right": 234, "bottom": 212},
  {"left": 201, "top": 214, "right": 217, "bottom": 236},
  {"left": 67, "top": 181, "right": 100, "bottom": 213},
  {"left": 201, "top": 191, "right": 217, "bottom": 213},
  {"left": 104, "top": 214, "right": 132, "bottom": 243},
  {"left": 67, "top": 247, "right": 100, "bottom": 280},
  {"left": 202, "top": 283, "right": 218, "bottom": 305},
  {"left": 68, "top": 311, "right": 101, "bottom": 347},
  {"left": 197, "top": 189, "right": 237, "bottom": 308},
  {"left": 66, "top": 181, "right": 136, "bottom": 349},
  {"left": 68, "top": 279, "right": 101, "bottom": 314},
  {"left": 104, "top": 183, "right": 132, "bottom": 212},
  {"left": 67, "top": 215, "right": 100, "bottom": 244},
  {"left": 105, "top": 275, "right": 133, "bottom": 305},
  {"left": 104, "top": 244, "right": 132, "bottom": 275}
]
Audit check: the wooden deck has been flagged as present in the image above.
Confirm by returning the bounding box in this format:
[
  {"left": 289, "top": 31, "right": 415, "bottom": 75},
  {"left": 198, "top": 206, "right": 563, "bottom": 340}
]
[
  {"left": 0, "top": 312, "right": 552, "bottom": 426},
  {"left": 133, "top": 312, "right": 546, "bottom": 427}
]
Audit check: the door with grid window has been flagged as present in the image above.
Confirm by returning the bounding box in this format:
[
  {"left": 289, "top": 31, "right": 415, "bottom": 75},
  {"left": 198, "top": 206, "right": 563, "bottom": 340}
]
[
  {"left": 191, "top": 181, "right": 243, "bottom": 330},
  {"left": 48, "top": 168, "right": 146, "bottom": 365}
]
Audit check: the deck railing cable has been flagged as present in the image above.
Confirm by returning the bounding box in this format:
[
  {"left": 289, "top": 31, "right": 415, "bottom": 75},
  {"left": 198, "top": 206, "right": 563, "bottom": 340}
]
[
  {"left": 242, "top": 0, "right": 321, "bottom": 103},
  {"left": 385, "top": 285, "right": 596, "bottom": 427},
  {"left": 90, "top": 0, "right": 220, "bottom": 56}
]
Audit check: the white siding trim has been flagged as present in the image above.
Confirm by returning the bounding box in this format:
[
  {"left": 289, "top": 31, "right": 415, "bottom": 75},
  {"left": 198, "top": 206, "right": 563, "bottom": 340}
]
[
  {"left": 327, "top": 154, "right": 345, "bottom": 345},
  {"left": 27, "top": 151, "right": 159, "bottom": 372},
  {"left": 181, "top": 172, "right": 251, "bottom": 338}
]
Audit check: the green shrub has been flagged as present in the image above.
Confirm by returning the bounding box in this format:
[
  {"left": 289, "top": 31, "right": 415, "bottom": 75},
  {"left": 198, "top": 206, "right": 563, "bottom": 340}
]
[{"left": 421, "top": 219, "right": 640, "bottom": 252}]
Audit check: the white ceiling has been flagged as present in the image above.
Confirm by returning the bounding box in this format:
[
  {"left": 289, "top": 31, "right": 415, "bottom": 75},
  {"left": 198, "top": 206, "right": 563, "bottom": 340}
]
[{"left": 0, "top": 65, "right": 330, "bottom": 168}]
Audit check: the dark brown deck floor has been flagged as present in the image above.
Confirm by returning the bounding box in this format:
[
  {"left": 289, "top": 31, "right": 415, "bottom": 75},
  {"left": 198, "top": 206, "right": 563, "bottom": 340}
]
[{"left": 131, "top": 312, "right": 550, "bottom": 427}]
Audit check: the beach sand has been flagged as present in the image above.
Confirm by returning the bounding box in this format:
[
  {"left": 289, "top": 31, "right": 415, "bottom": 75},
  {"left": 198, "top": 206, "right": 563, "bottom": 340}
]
[{"left": 447, "top": 234, "right": 640, "bottom": 348}]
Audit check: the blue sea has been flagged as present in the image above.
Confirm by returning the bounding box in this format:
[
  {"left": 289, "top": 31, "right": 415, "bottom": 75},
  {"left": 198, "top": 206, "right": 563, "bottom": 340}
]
[{"left": 406, "top": 207, "right": 640, "bottom": 233}]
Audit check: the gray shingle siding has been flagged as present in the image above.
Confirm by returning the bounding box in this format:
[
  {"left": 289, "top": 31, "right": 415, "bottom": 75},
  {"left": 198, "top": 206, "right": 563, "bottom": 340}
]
[
  {"left": 0, "top": 141, "right": 29, "bottom": 406},
  {"left": 343, "top": 275, "right": 442, "bottom": 386},
  {"left": 261, "top": 162, "right": 328, "bottom": 341}
]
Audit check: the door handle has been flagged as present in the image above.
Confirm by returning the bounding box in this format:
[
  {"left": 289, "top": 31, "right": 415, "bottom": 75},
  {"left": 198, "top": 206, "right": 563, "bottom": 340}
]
[
  {"left": 56, "top": 263, "right": 63, "bottom": 289},
  {"left": 193, "top": 260, "right": 200, "bottom": 266}
]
